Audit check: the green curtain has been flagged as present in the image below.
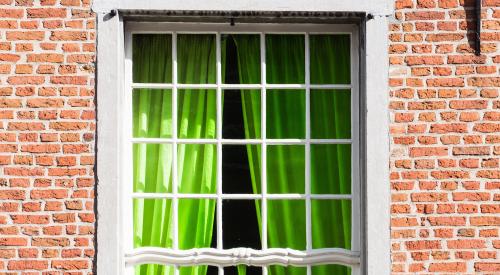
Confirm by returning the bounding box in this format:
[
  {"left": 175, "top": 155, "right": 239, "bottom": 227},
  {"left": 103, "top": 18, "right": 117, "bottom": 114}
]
[
  {"left": 234, "top": 34, "right": 352, "bottom": 275},
  {"left": 133, "top": 33, "right": 352, "bottom": 275},
  {"left": 133, "top": 34, "right": 218, "bottom": 275}
]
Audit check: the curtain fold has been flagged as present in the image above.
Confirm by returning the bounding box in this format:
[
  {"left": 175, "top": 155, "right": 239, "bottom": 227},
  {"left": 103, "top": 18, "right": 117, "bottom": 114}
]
[
  {"left": 133, "top": 34, "right": 218, "bottom": 275},
  {"left": 236, "top": 34, "right": 352, "bottom": 275}
]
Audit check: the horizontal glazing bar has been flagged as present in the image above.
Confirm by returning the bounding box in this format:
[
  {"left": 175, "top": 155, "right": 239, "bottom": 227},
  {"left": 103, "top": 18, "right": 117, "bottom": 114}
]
[
  {"left": 132, "top": 138, "right": 352, "bottom": 145},
  {"left": 131, "top": 193, "right": 352, "bottom": 200},
  {"left": 131, "top": 83, "right": 352, "bottom": 90}
]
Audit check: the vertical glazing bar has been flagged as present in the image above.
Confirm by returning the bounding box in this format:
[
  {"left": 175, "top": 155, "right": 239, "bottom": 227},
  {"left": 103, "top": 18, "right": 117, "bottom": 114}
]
[
  {"left": 172, "top": 32, "right": 180, "bottom": 275},
  {"left": 304, "top": 33, "right": 312, "bottom": 275},
  {"left": 260, "top": 32, "right": 268, "bottom": 275},
  {"left": 215, "top": 32, "right": 224, "bottom": 275}
]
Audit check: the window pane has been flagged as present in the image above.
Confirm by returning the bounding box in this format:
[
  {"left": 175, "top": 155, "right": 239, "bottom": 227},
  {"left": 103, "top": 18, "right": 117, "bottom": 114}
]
[
  {"left": 135, "top": 264, "right": 175, "bottom": 275},
  {"left": 267, "top": 90, "right": 305, "bottom": 139},
  {"left": 177, "top": 34, "right": 216, "bottom": 84},
  {"left": 223, "top": 200, "right": 261, "bottom": 249},
  {"left": 311, "top": 144, "right": 351, "bottom": 195},
  {"left": 266, "top": 34, "right": 305, "bottom": 84},
  {"left": 178, "top": 89, "right": 216, "bottom": 139},
  {"left": 223, "top": 90, "right": 261, "bottom": 139},
  {"left": 267, "top": 145, "right": 304, "bottom": 194},
  {"left": 133, "top": 199, "right": 173, "bottom": 248},
  {"left": 310, "top": 34, "right": 350, "bottom": 85},
  {"left": 223, "top": 145, "right": 260, "bottom": 194},
  {"left": 310, "top": 89, "right": 350, "bottom": 139},
  {"left": 312, "top": 264, "right": 351, "bottom": 275},
  {"left": 225, "top": 266, "right": 262, "bottom": 275},
  {"left": 180, "top": 265, "right": 218, "bottom": 275},
  {"left": 268, "top": 265, "right": 306, "bottom": 275},
  {"left": 133, "top": 89, "right": 172, "bottom": 138},
  {"left": 133, "top": 143, "right": 172, "bottom": 193},
  {"left": 178, "top": 144, "right": 217, "bottom": 194},
  {"left": 133, "top": 34, "right": 172, "bottom": 83},
  {"left": 178, "top": 199, "right": 216, "bottom": 249},
  {"left": 267, "top": 200, "right": 305, "bottom": 250},
  {"left": 312, "top": 200, "right": 351, "bottom": 249},
  {"left": 223, "top": 34, "right": 260, "bottom": 84}
]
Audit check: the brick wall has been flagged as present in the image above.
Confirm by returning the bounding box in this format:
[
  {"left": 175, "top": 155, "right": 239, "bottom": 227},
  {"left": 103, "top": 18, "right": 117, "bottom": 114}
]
[
  {"left": 389, "top": 0, "right": 499, "bottom": 274},
  {"left": 0, "top": 0, "right": 95, "bottom": 273}
]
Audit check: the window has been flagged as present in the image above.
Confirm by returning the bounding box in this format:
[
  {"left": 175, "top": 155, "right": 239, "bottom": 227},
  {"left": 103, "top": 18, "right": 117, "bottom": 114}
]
[{"left": 121, "top": 22, "right": 360, "bottom": 275}]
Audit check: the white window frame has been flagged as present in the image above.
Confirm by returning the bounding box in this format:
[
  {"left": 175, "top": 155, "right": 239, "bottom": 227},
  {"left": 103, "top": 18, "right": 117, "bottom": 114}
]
[
  {"left": 96, "top": 10, "right": 390, "bottom": 275},
  {"left": 123, "top": 22, "right": 360, "bottom": 275}
]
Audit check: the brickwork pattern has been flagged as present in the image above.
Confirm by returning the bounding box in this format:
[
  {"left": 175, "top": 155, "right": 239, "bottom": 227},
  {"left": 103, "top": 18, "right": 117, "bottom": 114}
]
[
  {"left": 0, "top": 0, "right": 95, "bottom": 273},
  {"left": 390, "top": 0, "right": 499, "bottom": 273}
]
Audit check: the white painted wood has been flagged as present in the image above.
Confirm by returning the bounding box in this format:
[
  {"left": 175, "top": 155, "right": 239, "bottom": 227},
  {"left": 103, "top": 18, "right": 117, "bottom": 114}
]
[
  {"left": 125, "top": 247, "right": 361, "bottom": 267},
  {"left": 364, "top": 15, "right": 390, "bottom": 275},
  {"left": 350, "top": 26, "right": 361, "bottom": 254},
  {"left": 126, "top": 22, "right": 357, "bottom": 35},
  {"left": 259, "top": 32, "right": 268, "bottom": 275},
  {"left": 131, "top": 193, "right": 353, "bottom": 200},
  {"left": 92, "top": 0, "right": 393, "bottom": 15},
  {"left": 171, "top": 31, "right": 180, "bottom": 275},
  {"left": 123, "top": 20, "right": 135, "bottom": 275},
  {"left": 131, "top": 138, "right": 352, "bottom": 145},
  {"left": 96, "top": 13, "right": 125, "bottom": 275},
  {"left": 131, "top": 83, "right": 352, "bottom": 90}
]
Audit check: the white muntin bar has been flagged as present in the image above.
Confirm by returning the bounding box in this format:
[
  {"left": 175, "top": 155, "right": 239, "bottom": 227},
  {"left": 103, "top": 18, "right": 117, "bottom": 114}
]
[
  {"left": 131, "top": 138, "right": 352, "bottom": 145},
  {"left": 131, "top": 83, "right": 351, "bottom": 90},
  {"left": 131, "top": 193, "right": 353, "bottom": 200},
  {"left": 171, "top": 33, "right": 179, "bottom": 275},
  {"left": 215, "top": 31, "right": 225, "bottom": 275},
  {"left": 260, "top": 32, "right": 268, "bottom": 275},
  {"left": 304, "top": 32, "right": 312, "bottom": 275}
]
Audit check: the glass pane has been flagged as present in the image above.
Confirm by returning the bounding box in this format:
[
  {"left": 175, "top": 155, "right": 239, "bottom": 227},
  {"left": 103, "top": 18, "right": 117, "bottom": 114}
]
[
  {"left": 267, "top": 145, "right": 304, "bottom": 194},
  {"left": 266, "top": 34, "right": 305, "bottom": 84},
  {"left": 312, "top": 200, "right": 351, "bottom": 249},
  {"left": 180, "top": 265, "right": 218, "bottom": 275},
  {"left": 135, "top": 264, "right": 175, "bottom": 275},
  {"left": 223, "top": 200, "right": 261, "bottom": 249},
  {"left": 133, "top": 89, "right": 172, "bottom": 138},
  {"left": 312, "top": 264, "right": 351, "bottom": 275},
  {"left": 310, "top": 34, "right": 350, "bottom": 85},
  {"left": 225, "top": 266, "right": 262, "bottom": 275},
  {"left": 223, "top": 90, "right": 261, "bottom": 139},
  {"left": 310, "top": 89, "right": 350, "bottom": 139},
  {"left": 178, "top": 89, "right": 216, "bottom": 139},
  {"left": 267, "top": 90, "right": 305, "bottom": 139},
  {"left": 311, "top": 144, "right": 351, "bottom": 194},
  {"left": 133, "top": 34, "right": 172, "bottom": 83},
  {"left": 223, "top": 34, "right": 260, "bottom": 84},
  {"left": 178, "top": 199, "right": 216, "bottom": 249},
  {"left": 223, "top": 145, "right": 260, "bottom": 194},
  {"left": 267, "top": 200, "right": 305, "bottom": 250},
  {"left": 178, "top": 144, "right": 217, "bottom": 194},
  {"left": 133, "top": 199, "right": 173, "bottom": 248},
  {"left": 133, "top": 143, "right": 172, "bottom": 193},
  {"left": 268, "top": 265, "right": 306, "bottom": 275},
  {"left": 177, "top": 34, "right": 216, "bottom": 84}
]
